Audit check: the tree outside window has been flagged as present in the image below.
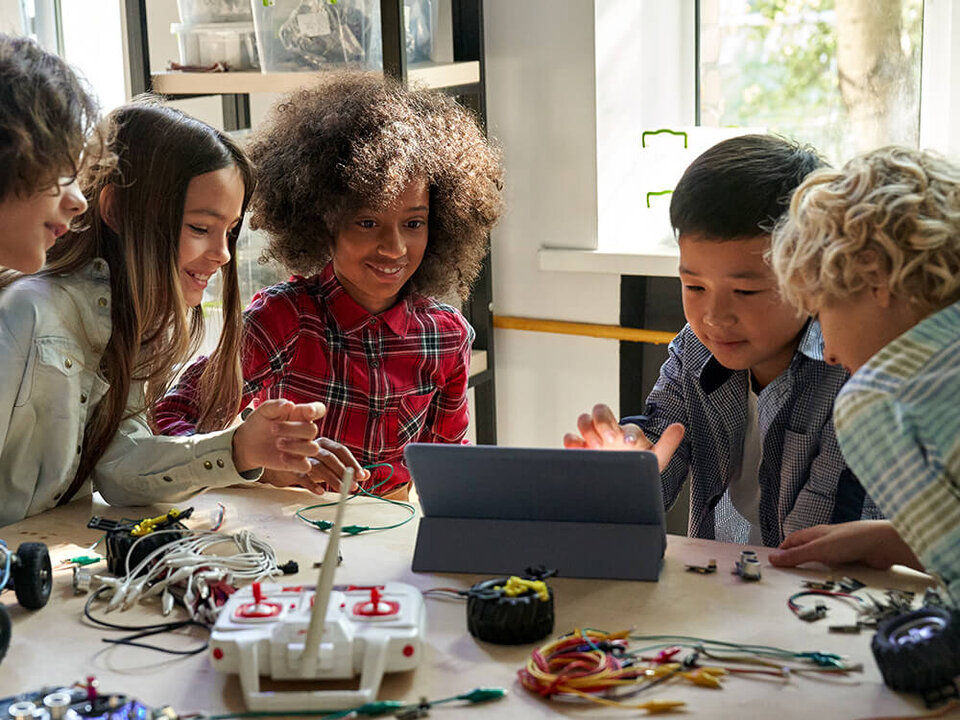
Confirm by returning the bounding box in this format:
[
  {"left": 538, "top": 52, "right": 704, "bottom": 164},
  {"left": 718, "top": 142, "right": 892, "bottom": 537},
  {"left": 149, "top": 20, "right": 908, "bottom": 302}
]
[{"left": 700, "top": 0, "right": 924, "bottom": 164}]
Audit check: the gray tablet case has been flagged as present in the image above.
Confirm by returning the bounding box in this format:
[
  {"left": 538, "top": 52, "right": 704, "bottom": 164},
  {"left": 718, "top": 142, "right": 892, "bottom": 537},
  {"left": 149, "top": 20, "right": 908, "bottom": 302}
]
[{"left": 404, "top": 444, "right": 666, "bottom": 581}]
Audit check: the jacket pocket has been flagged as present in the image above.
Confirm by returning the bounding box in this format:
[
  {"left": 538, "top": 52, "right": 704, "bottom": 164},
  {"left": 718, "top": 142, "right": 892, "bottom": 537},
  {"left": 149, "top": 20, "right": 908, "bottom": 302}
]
[{"left": 19, "top": 337, "right": 86, "bottom": 415}]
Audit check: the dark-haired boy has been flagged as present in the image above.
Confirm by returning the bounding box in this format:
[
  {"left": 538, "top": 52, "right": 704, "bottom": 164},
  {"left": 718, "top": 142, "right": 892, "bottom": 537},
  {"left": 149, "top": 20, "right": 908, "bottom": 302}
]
[
  {"left": 565, "top": 134, "right": 881, "bottom": 547},
  {"left": 0, "top": 34, "right": 99, "bottom": 272}
]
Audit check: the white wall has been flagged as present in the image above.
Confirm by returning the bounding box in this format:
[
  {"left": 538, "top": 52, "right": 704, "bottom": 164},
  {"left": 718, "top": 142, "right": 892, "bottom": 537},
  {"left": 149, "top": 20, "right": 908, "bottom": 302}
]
[{"left": 484, "top": 0, "right": 620, "bottom": 448}]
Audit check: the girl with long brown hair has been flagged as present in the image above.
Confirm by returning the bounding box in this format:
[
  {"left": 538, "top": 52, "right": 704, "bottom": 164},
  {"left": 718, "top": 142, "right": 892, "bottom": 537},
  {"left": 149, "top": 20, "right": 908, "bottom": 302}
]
[{"left": 0, "top": 101, "right": 325, "bottom": 526}]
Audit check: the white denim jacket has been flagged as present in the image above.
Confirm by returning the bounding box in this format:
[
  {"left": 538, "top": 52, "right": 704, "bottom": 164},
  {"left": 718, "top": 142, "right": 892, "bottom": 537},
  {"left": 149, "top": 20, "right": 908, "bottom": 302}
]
[{"left": 0, "top": 259, "right": 255, "bottom": 527}]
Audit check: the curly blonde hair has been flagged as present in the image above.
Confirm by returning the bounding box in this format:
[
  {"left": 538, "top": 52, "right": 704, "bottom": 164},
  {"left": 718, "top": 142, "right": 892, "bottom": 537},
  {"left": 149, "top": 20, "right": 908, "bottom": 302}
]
[
  {"left": 247, "top": 71, "right": 504, "bottom": 301},
  {"left": 771, "top": 146, "right": 960, "bottom": 314}
]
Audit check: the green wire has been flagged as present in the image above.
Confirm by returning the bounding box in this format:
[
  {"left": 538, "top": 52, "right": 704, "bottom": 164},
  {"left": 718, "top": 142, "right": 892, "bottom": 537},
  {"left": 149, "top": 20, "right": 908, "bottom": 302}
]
[
  {"left": 295, "top": 463, "right": 416, "bottom": 535},
  {"left": 199, "top": 687, "right": 506, "bottom": 719},
  {"left": 624, "top": 633, "right": 843, "bottom": 665}
]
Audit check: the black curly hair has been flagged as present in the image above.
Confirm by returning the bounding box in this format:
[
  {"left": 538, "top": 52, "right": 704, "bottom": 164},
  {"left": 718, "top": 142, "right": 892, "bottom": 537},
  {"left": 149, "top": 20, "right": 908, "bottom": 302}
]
[{"left": 247, "top": 71, "right": 504, "bottom": 301}]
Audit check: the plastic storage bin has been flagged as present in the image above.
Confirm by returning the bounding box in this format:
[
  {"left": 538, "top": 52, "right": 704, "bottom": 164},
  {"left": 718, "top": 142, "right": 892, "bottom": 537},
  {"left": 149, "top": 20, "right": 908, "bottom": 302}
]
[
  {"left": 178, "top": 0, "right": 252, "bottom": 24},
  {"left": 171, "top": 22, "right": 260, "bottom": 71},
  {"left": 250, "top": 0, "right": 434, "bottom": 73}
]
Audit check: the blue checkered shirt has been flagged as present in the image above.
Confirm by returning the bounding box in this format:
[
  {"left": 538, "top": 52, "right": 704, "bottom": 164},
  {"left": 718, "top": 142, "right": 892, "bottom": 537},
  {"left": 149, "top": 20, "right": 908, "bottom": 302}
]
[
  {"left": 623, "top": 320, "right": 882, "bottom": 546},
  {"left": 834, "top": 300, "right": 960, "bottom": 604}
]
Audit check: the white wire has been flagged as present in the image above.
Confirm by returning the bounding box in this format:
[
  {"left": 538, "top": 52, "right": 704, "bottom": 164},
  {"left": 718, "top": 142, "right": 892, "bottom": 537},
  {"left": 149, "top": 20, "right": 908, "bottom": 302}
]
[{"left": 103, "top": 528, "right": 283, "bottom": 621}]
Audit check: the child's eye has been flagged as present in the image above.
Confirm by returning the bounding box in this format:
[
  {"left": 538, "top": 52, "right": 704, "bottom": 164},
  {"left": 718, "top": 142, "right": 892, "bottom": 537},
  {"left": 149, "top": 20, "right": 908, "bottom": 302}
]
[
  {"left": 406, "top": 220, "right": 426, "bottom": 229},
  {"left": 683, "top": 285, "right": 704, "bottom": 292},
  {"left": 357, "top": 219, "right": 377, "bottom": 229},
  {"left": 188, "top": 224, "right": 208, "bottom": 234},
  {"left": 734, "top": 289, "right": 762, "bottom": 296}
]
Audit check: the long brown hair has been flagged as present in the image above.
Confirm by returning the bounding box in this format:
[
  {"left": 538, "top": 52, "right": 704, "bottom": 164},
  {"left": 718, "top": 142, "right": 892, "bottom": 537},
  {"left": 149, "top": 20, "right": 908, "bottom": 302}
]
[{"left": 41, "top": 100, "right": 255, "bottom": 488}]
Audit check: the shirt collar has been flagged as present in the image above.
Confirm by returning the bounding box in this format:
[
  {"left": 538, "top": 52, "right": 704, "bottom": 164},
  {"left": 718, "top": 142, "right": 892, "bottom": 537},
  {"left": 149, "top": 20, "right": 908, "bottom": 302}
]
[
  {"left": 318, "top": 262, "right": 412, "bottom": 338},
  {"left": 858, "top": 298, "right": 960, "bottom": 378},
  {"left": 697, "top": 318, "right": 821, "bottom": 394}
]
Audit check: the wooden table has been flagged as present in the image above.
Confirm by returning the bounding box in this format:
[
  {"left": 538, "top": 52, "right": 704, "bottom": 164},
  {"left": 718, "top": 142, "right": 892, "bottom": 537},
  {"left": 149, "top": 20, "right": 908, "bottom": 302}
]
[{"left": 0, "top": 487, "right": 940, "bottom": 719}]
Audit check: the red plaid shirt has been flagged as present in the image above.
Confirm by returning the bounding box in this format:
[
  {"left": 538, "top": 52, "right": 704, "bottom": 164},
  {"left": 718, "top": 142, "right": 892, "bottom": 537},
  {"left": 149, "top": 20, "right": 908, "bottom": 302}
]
[{"left": 155, "top": 263, "right": 473, "bottom": 494}]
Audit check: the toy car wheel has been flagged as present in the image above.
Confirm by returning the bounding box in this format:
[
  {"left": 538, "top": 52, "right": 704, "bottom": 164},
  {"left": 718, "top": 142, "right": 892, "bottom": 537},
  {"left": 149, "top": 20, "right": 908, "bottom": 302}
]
[
  {"left": 0, "top": 604, "right": 10, "bottom": 664},
  {"left": 871, "top": 606, "right": 960, "bottom": 693},
  {"left": 12, "top": 542, "right": 52, "bottom": 610},
  {"left": 466, "top": 577, "right": 554, "bottom": 645}
]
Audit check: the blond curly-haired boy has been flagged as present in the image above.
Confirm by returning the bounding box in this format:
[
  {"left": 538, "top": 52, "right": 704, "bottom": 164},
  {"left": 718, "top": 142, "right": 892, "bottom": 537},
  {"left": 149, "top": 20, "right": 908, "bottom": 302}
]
[{"left": 769, "top": 146, "right": 960, "bottom": 603}]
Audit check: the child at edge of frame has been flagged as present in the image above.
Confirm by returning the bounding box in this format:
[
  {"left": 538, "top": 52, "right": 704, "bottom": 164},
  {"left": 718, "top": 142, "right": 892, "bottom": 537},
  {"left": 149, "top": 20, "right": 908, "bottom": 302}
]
[{"left": 768, "top": 145, "right": 960, "bottom": 605}]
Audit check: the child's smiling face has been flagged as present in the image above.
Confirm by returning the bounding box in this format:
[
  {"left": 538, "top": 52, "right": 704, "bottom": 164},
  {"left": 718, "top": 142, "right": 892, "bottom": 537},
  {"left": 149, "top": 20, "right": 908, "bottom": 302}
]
[
  {"left": 177, "top": 165, "right": 245, "bottom": 307},
  {"left": 0, "top": 175, "right": 87, "bottom": 273},
  {"left": 332, "top": 179, "right": 429, "bottom": 315},
  {"left": 679, "top": 233, "right": 808, "bottom": 388}
]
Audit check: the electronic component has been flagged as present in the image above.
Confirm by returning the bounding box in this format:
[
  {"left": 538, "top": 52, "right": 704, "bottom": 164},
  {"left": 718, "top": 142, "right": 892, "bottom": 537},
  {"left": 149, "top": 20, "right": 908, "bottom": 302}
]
[
  {"left": 88, "top": 508, "right": 194, "bottom": 576},
  {"left": 837, "top": 577, "right": 866, "bottom": 593},
  {"left": 685, "top": 559, "right": 717, "bottom": 574},
  {"left": 733, "top": 550, "right": 761, "bottom": 581},
  {"left": 466, "top": 573, "right": 555, "bottom": 645},
  {"left": 0, "top": 682, "right": 177, "bottom": 720}
]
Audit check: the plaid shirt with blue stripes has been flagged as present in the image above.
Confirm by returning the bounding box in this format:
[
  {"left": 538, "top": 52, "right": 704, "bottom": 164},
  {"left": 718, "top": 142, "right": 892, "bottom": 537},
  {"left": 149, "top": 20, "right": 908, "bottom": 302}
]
[
  {"left": 623, "top": 320, "right": 881, "bottom": 547},
  {"left": 834, "top": 299, "right": 960, "bottom": 603}
]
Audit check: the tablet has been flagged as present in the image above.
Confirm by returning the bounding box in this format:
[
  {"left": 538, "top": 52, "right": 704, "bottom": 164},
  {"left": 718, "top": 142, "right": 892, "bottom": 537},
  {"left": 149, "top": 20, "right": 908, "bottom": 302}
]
[{"left": 404, "top": 444, "right": 666, "bottom": 581}]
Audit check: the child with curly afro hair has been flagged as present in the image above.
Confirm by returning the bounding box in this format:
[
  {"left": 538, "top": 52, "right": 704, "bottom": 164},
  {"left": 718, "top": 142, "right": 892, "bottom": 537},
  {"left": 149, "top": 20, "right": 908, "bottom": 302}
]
[{"left": 156, "top": 71, "right": 504, "bottom": 499}]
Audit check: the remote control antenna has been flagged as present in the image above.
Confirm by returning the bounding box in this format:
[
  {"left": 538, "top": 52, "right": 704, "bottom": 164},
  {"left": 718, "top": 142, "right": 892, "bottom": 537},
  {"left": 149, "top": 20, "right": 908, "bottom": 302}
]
[{"left": 301, "top": 468, "right": 354, "bottom": 675}]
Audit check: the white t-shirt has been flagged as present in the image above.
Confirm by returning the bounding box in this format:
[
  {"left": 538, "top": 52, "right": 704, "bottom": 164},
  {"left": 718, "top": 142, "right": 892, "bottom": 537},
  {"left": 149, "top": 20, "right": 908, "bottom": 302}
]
[{"left": 728, "top": 387, "right": 763, "bottom": 545}]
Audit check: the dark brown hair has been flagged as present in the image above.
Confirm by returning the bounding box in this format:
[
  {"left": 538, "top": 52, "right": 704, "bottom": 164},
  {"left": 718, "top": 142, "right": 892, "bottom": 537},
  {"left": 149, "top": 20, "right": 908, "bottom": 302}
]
[
  {"left": 0, "top": 34, "right": 101, "bottom": 201},
  {"left": 247, "top": 71, "right": 504, "bottom": 301},
  {"left": 40, "top": 99, "right": 255, "bottom": 488}
]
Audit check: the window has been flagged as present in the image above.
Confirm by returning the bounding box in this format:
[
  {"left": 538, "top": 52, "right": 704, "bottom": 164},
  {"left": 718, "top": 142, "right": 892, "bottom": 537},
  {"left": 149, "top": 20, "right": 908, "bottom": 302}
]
[
  {"left": 699, "top": 0, "right": 924, "bottom": 164},
  {"left": 12, "top": 0, "right": 126, "bottom": 112}
]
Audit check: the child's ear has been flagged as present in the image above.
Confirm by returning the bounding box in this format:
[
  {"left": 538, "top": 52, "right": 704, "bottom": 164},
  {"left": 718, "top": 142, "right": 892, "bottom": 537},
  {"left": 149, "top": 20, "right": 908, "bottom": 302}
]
[
  {"left": 870, "top": 283, "right": 893, "bottom": 308},
  {"left": 99, "top": 185, "right": 120, "bottom": 232}
]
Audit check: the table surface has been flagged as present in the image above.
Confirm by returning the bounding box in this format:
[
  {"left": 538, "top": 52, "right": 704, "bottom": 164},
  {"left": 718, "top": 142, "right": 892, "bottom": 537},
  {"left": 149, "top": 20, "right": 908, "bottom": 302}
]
[{"left": 0, "top": 487, "right": 943, "bottom": 719}]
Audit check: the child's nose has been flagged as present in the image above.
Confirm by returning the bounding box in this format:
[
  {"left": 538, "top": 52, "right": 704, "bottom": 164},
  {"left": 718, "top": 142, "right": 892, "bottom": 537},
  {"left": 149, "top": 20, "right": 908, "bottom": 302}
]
[
  {"left": 61, "top": 179, "right": 87, "bottom": 217},
  {"left": 207, "top": 231, "right": 232, "bottom": 265},
  {"left": 703, "top": 300, "right": 735, "bottom": 328},
  {"left": 378, "top": 226, "right": 406, "bottom": 258}
]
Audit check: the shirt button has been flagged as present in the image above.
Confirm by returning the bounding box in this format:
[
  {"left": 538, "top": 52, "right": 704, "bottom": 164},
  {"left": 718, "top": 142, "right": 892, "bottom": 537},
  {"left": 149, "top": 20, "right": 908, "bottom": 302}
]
[
  {"left": 216, "top": 458, "right": 225, "bottom": 468},
  {"left": 80, "top": 393, "right": 88, "bottom": 403},
  {"left": 370, "top": 359, "right": 380, "bottom": 368},
  {"left": 98, "top": 297, "right": 108, "bottom": 307},
  {"left": 64, "top": 358, "right": 73, "bottom": 368},
  {"left": 204, "top": 460, "right": 213, "bottom": 470},
  {"left": 163, "top": 475, "right": 174, "bottom": 483}
]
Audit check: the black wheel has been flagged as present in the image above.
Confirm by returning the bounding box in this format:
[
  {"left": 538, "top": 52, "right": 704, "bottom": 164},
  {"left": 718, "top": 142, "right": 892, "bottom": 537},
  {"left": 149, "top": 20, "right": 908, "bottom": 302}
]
[
  {"left": 0, "top": 604, "right": 10, "bottom": 664},
  {"left": 467, "top": 576, "right": 554, "bottom": 645},
  {"left": 871, "top": 606, "right": 960, "bottom": 693},
  {"left": 12, "top": 543, "right": 52, "bottom": 610}
]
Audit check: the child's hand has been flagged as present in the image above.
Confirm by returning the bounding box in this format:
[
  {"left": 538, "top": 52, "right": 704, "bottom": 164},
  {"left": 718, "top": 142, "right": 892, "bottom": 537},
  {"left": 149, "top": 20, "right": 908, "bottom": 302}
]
[
  {"left": 231, "top": 399, "right": 325, "bottom": 474},
  {"left": 257, "top": 442, "right": 370, "bottom": 496},
  {"left": 562, "top": 403, "right": 685, "bottom": 471},
  {"left": 769, "top": 520, "right": 923, "bottom": 571}
]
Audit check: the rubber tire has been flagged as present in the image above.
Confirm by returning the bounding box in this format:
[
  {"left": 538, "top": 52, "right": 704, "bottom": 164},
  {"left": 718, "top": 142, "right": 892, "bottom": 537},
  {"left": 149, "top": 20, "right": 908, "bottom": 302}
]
[
  {"left": 871, "top": 606, "right": 960, "bottom": 693},
  {"left": 12, "top": 542, "right": 52, "bottom": 610},
  {"left": 467, "top": 577, "right": 554, "bottom": 645},
  {"left": 0, "top": 604, "right": 10, "bottom": 664}
]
